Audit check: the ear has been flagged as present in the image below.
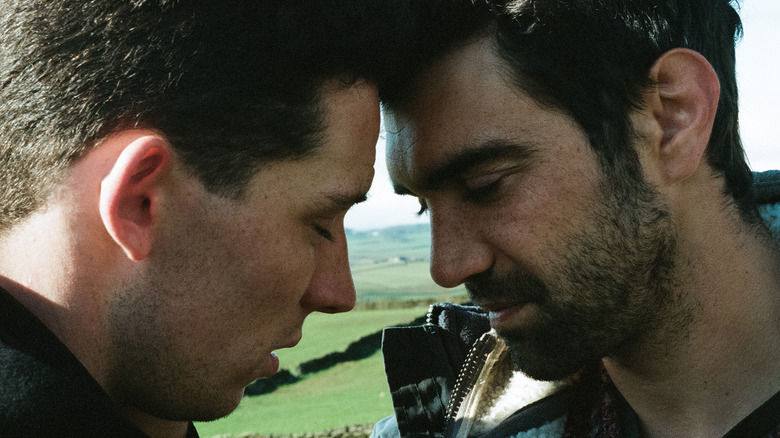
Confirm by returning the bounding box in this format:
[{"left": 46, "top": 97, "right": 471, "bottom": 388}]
[
  {"left": 99, "top": 135, "right": 171, "bottom": 261},
  {"left": 646, "top": 48, "right": 720, "bottom": 183}
]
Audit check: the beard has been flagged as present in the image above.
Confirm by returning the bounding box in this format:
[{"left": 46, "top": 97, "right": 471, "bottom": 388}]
[{"left": 466, "top": 173, "right": 691, "bottom": 381}]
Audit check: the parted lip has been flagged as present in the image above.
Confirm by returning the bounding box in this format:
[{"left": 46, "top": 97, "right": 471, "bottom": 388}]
[{"left": 474, "top": 299, "right": 527, "bottom": 313}]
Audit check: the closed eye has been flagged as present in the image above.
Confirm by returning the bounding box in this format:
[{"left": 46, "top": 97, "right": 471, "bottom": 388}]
[
  {"left": 314, "top": 225, "right": 335, "bottom": 242},
  {"left": 461, "top": 177, "right": 502, "bottom": 203},
  {"left": 416, "top": 198, "right": 429, "bottom": 216},
  {"left": 408, "top": 176, "right": 504, "bottom": 217},
  {"left": 310, "top": 190, "right": 367, "bottom": 242}
]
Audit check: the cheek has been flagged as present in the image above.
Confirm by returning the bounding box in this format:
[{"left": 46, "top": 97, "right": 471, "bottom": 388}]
[
  {"left": 157, "top": 207, "right": 319, "bottom": 340},
  {"left": 219, "top": 222, "right": 318, "bottom": 309},
  {"left": 488, "top": 168, "right": 603, "bottom": 272}
]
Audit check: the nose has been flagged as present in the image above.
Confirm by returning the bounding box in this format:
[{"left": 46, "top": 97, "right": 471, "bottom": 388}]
[
  {"left": 301, "top": 226, "right": 357, "bottom": 314},
  {"left": 429, "top": 206, "right": 493, "bottom": 288}
]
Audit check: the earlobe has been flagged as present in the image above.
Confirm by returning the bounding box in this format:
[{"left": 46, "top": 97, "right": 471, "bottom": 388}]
[
  {"left": 647, "top": 48, "right": 720, "bottom": 183},
  {"left": 99, "top": 136, "right": 171, "bottom": 261}
]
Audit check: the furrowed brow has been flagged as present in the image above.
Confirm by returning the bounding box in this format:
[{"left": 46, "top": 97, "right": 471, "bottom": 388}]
[{"left": 419, "top": 140, "right": 538, "bottom": 191}]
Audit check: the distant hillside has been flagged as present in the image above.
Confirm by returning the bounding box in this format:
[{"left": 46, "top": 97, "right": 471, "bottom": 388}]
[
  {"left": 345, "top": 223, "right": 465, "bottom": 302},
  {"left": 346, "top": 223, "right": 432, "bottom": 266}
]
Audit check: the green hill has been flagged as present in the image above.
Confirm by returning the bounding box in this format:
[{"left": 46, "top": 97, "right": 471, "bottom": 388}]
[
  {"left": 346, "top": 223, "right": 466, "bottom": 302},
  {"left": 347, "top": 223, "right": 432, "bottom": 265}
]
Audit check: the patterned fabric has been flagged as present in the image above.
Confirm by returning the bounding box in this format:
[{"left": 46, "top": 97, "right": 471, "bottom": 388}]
[
  {"left": 561, "top": 364, "right": 619, "bottom": 438},
  {"left": 562, "top": 364, "right": 780, "bottom": 438}
]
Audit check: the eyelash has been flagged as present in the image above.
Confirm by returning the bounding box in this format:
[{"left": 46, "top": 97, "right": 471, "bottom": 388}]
[
  {"left": 414, "top": 178, "right": 503, "bottom": 217},
  {"left": 462, "top": 178, "right": 503, "bottom": 203},
  {"left": 416, "top": 198, "right": 429, "bottom": 216},
  {"left": 314, "top": 225, "right": 335, "bottom": 242}
]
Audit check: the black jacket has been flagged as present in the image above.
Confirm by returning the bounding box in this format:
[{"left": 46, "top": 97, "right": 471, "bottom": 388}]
[{"left": 0, "top": 286, "right": 200, "bottom": 437}]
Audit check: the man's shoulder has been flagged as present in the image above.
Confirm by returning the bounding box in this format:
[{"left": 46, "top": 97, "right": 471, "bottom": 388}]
[
  {"left": 0, "top": 342, "right": 112, "bottom": 435},
  {"left": 753, "top": 170, "right": 780, "bottom": 204},
  {"left": 755, "top": 171, "right": 780, "bottom": 244},
  {"left": 0, "top": 288, "right": 149, "bottom": 438}
]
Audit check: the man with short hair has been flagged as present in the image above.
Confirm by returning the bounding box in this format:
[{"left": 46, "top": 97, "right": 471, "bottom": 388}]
[
  {"left": 374, "top": 0, "right": 780, "bottom": 436},
  {"left": 0, "top": 1, "right": 397, "bottom": 437}
]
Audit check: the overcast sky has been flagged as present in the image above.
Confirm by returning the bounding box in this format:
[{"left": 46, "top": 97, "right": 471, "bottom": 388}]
[{"left": 344, "top": 0, "right": 780, "bottom": 231}]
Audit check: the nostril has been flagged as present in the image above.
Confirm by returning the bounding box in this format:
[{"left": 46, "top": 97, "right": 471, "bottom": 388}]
[{"left": 319, "top": 306, "right": 342, "bottom": 314}]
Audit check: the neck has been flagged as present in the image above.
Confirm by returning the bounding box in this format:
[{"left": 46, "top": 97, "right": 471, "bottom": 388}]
[
  {"left": 604, "top": 213, "right": 780, "bottom": 438},
  {"left": 0, "top": 207, "right": 111, "bottom": 381}
]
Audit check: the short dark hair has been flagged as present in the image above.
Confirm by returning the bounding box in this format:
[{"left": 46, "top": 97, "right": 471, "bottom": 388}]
[
  {"left": 0, "top": 0, "right": 399, "bottom": 230},
  {"left": 381, "top": 0, "right": 754, "bottom": 219}
]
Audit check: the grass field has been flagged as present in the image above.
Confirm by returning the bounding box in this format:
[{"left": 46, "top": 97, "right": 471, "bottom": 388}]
[
  {"left": 352, "top": 261, "right": 466, "bottom": 302},
  {"left": 197, "top": 352, "right": 391, "bottom": 436},
  {"left": 277, "top": 307, "right": 431, "bottom": 371},
  {"left": 195, "top": 307, "right": 431, "bottom": 437},
  {"left": 347, "top": 224, "right": 468, "bottom": 302}
]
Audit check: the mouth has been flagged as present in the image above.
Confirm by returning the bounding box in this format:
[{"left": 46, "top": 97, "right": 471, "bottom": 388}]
[
  {"left": 477, "top": 300, "right": 532, "bottom": 331},
  {"left": 254, "top": 331, "right": 303, "bottom": 379}
]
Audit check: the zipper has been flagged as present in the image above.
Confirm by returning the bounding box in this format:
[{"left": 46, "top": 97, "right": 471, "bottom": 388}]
[
  {"left": 428, "top": 304, "right": 572, "bottom": 438},
  {"left": 445, "top": 332, "right": 497, "bottom": 423},
  {"left": 443, "top": 330, "right": 510, "bottom": 438}
]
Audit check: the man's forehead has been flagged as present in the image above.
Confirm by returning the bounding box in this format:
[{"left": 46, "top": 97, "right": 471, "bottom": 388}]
[
  {"left": 383, "top": 34, "right": 555, "bottom": 196},
  {"left": 383, "top": 109, "right": 409, "bottom": 157},
  {"left": 384, "top": 87, "right": 473, "bottom": 194},
  {"left": 384, "top": 108, "right": 419, "bottom": 190},
  {"left": 385, "top": 39, "right": 505, "bottom": 145}
]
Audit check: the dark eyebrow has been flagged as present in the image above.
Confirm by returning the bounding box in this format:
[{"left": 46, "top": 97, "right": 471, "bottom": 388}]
[{"left": 394, "top": 139, "right": 537, "bottom": 195}]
